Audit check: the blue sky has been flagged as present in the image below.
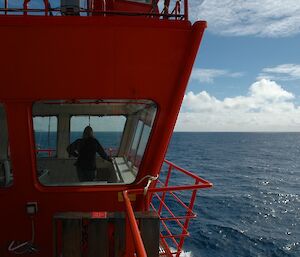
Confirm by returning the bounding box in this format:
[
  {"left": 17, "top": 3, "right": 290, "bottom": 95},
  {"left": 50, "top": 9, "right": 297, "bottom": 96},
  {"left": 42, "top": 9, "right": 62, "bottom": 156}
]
[
  {"left": 176, "top": 0, "right": 300, "bottom": 131},
  {"left": 191, "top": 34, "right": 300, "bottom": 100}
]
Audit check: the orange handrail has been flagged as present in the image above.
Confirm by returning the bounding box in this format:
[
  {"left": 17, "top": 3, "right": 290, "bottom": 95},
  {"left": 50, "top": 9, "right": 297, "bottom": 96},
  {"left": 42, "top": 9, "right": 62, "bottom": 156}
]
[
  {"left": 122, "top": 159, "right": 212, "bottom": 257},
  {"left": 152, "top": 160, "right": 212, "bottom": 256},
  {"left": 122, "top": 190, "right": 148, "bottom": 257}
]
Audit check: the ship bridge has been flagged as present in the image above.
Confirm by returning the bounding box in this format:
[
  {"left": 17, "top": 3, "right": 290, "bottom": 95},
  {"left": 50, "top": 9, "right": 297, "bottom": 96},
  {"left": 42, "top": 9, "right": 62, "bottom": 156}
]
[
  {"left": 0, "top": 1, "right": 211, "bottom": 256},
  {"left": 32, "top": 99, "right": 157, "bottom": 186}
]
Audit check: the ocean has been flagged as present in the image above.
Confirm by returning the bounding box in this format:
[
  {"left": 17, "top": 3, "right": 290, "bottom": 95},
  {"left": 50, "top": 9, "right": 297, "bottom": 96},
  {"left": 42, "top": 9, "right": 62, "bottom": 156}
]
[
  {"left": 35, "top": 132, "right": 300, "bottom": 256},
  {"left": 166, "top": 133, "right": 300, "bottom": 257}
]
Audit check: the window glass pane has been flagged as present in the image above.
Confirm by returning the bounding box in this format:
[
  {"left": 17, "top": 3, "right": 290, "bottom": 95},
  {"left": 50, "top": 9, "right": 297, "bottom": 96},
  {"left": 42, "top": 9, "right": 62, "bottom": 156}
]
[
  {"left": 70, "top": 116, "right": 126, "bottom": 152},
  {"left": 32, "top": 99, "right": 157, "bottom": 186},
  {"left": 33, "top": 116, "right": 58, "bottom": 158},
  {"left": 127, "top": 120, "right": 143, "bottom": 163},
  {"left": 0, "top": 104, "right": 13, "bottom": 187},
  {"left": 135, "top": 125, "right": 151, "bottom": 167}
]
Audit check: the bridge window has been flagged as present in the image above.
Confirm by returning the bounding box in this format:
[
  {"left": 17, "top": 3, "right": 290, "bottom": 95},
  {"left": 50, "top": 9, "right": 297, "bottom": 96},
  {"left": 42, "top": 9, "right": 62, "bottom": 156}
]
[
  {"left": 127, "top": 120, "right": 143, "bottom": 164},
  {"left": 0, "top": 104, "right": 13, "bottom": 188},
  {"left": 127, "top": 119, "right": 153, "bottom": 168},
  {"left": 70, "top": 115, "right": 126, "bottom": 154},
  {"left": 32, "top": 99, "right": 157, "bottom": 186}
]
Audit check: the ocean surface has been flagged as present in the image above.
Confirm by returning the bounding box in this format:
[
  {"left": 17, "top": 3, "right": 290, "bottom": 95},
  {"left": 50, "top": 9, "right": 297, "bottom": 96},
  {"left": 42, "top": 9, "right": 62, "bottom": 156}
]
[{"left": 166, "top": 133, "right": 300, "bottom": 257}]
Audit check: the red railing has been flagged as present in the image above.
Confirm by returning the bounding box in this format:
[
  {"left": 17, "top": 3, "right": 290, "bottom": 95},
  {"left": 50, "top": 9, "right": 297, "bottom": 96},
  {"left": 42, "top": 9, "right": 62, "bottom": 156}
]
[
  {"left": 123, "top": 190, "right": 148, "bottom": 257},
  {"left": 36, "top": 148, "right": 56, "bottom": 157},
  {"left": 0, "top": 0, "right": 188, "bottom": 20},
  {"left": 123, "top": 160, "right": 212, "bottom": 257}
]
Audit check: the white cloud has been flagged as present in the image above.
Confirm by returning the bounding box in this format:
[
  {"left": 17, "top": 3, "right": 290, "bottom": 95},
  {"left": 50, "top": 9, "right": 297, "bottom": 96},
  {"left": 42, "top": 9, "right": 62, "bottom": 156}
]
[
  {"left": 176, "top": 79, "right": 300, "bottom": 131},
  {"left": 190, "top": 0, "right": 300, "bottom": 37},
  {"left": 258, "top": 64, "right": 300, "bottom": 81},
  {"left": 249, "top": 79, "right": 294, "bottom": 101},
  {"left": 191, "top": 68, "right": 244, "bottom": 83}
]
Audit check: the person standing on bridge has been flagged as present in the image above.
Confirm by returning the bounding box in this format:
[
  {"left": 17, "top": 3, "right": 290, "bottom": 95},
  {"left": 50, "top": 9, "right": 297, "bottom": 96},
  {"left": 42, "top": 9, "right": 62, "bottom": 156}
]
[{"left": 67, "top": 126, "right": 111, "bottom": 182}]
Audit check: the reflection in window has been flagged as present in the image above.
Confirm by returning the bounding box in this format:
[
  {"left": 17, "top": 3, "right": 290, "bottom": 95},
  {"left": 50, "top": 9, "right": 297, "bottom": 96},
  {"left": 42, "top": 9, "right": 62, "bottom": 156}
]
[
  {"left": 0, "top": 104, "right": 13, "bottom": 187},
  {"left": 32, "top": 100, "right": 157, "bottom": 186}
]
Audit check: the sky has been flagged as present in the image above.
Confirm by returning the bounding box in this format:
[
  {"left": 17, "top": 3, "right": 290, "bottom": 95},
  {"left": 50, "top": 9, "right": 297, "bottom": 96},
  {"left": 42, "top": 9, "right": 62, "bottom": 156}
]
[{"left": 175, "top": 0, "right": 300, "bottom": 131}]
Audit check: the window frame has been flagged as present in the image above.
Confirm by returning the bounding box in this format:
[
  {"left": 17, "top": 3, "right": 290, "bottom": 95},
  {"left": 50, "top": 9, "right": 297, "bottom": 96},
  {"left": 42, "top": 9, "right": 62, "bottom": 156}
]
[
  {"left": 0, "top": 103, "right": 13, "bottom": 188},
  {"left": 126, "top": 119, "right": 154, "bottom": 169},
  {"left": 31, "top": 99, "right": 158, "bottom": 187}
]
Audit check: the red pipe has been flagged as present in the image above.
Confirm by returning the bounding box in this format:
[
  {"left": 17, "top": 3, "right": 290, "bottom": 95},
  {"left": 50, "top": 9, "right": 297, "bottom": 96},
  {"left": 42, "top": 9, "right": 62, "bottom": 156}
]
[
  {"left": 164, "top": 159, "right": 211, "bottom": 184},
  {"left": 43, "top": 0, "right": 48, "bottom": 16},
  {"left": 159, "top": 235, "right": 173, "bottom": 257},
  {"left": 169, "top": 191, "right": 192, "bottom": 211},
  {"left": 176, "top": 182, "right": 199, "bottom": 257},
  {"left": 122, "top": 190, "right": 147, "bottom": 257},
  {"left": 158, "top": 164, "right": 172, "bottom": 214},
  {"left": 129, "top": 183, "right": 212, "bottom": 195},
  {"left": 160, "top": 219, "right": 178, "bottom": 246},
  {"left": 184, "top": 0, "right": 188, "bottom": 20},
  {"left": 23, "top": 0, "right": 30, "bottom": 15},
  {"left": 153, "top": 193, "right": 188, "bottom": 233},
  {"left": 160, "top": 233, "right": 189, "bottom": 239}
]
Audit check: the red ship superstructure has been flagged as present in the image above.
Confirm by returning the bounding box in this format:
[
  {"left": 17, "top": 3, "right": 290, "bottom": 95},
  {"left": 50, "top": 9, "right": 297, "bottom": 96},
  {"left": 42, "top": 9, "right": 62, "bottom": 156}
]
[{"left": 0, "top": 0, "right": 212, "bottom": 256}]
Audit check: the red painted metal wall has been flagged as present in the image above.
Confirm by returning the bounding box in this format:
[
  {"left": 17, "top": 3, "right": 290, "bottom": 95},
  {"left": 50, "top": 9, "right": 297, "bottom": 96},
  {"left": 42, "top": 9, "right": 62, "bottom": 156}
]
[{"left": 0, "top": 16, "right": 206, "bottom": 256}]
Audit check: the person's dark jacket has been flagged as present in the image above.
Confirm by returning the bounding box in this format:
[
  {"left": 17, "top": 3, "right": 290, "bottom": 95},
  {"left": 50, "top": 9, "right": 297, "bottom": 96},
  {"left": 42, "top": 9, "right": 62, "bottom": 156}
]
[{"left": 67, "top": 137, "right": 111, "bottom": 170}]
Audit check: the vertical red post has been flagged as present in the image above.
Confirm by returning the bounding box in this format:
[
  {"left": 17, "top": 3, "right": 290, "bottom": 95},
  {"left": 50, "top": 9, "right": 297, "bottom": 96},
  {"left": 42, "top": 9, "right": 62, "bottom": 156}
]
[
  {"left": 175, "top": 180, "right": 199, "bottom": 257},
  {"left": 43, "top": 0, "right": 49, "bottom": 16},
  {"left": 163, "top": 0, "right": 170, "bottom": 19},
  {"left": 123, "top": 191, "right": 147, "bottom": 257},
  {"left": 23, "top": 0, "right": 30, "bottom": 16},
  {"left": 158, "top": 163, "right": 172, "bottom": 214},
  {"left": 175, "top": 1, "right": 178, "bottom": 20},
  {"left": 184, "top": 0, "right": 188, "bottom": 20}
]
